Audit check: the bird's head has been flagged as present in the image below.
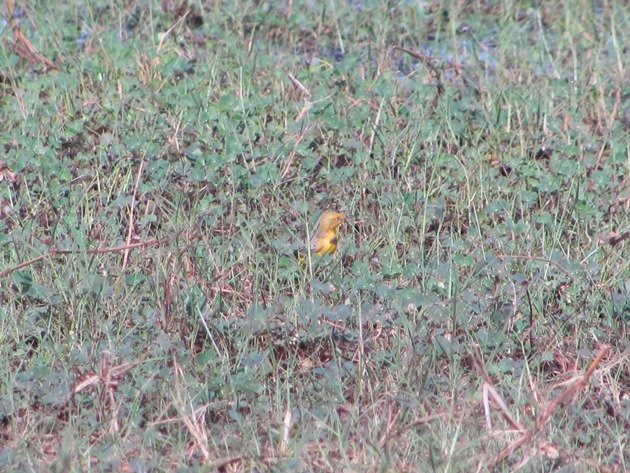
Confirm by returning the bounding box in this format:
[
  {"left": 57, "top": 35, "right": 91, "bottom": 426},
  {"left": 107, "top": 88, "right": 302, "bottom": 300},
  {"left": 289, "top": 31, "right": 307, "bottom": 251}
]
[{"left": 318, "top": 211, "right": 345, "bottom": 232}]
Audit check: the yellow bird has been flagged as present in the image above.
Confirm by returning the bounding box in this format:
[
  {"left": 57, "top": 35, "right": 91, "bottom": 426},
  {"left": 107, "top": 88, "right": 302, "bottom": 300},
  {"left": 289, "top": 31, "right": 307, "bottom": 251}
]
[{"left": 310, "top": 211, "right": 345, "bottom": 256}]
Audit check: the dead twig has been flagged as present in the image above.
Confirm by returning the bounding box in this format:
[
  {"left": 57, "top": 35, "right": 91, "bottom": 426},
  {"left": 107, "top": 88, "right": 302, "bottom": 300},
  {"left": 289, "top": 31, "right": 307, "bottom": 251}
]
[
  {"left": 172, "top": 359, "right": 211, "bottom": 461},
  {"left": 472, "top": 344, "right": 527, "bottom": 433},
  {"left": 379, "top": 413, "right": 447, "bottom": 448},
  {"left": 66, "top": 353, "right": 145, "bottom": 426},
  {"left": 121, "top": 160, "right": 145, "bottom": 271},
  {"left": 5, "top": 0, "right": 60, "bottom": 70},
  {"left": 490, "top": 345, "right": 610, "bottom": 468},
  {"left": 0, "top": 238, "right": 166, "bottom": 278},
  {"left": 393, "top": 46, "right": 442, "bottom": 78},
  {"left": 392, "top": 46, "right": 447, "bottom": 113},
  {"left": 536, "top": 345, "right": 610, "bottom": 428},
  {"left": 288, "top": 73, "right": 311, "bottom": 97}
]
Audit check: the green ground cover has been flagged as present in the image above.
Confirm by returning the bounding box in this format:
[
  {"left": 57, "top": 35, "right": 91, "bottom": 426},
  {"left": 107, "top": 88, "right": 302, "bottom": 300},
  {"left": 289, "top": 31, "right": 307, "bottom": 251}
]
[{"left": 0, "top": 1, "right": 628, "bottom": 471}]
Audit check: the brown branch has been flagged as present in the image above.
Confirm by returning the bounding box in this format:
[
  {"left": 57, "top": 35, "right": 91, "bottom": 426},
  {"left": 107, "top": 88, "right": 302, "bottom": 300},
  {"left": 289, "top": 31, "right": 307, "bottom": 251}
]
[
  {"left": 392, "top": 46, "right": 447, "bottom": 113},
  {"left": 536, "top": 345, "right": 610, "bottom": 428},
  {"left": 0, "top": 238, "right": 165, "bottom": 278},
  {"left": 393, "top": 46, "right": 442, "bottom": 78},
  {"left": 490, "top": 345, "right": 610, "bottom": 468}
]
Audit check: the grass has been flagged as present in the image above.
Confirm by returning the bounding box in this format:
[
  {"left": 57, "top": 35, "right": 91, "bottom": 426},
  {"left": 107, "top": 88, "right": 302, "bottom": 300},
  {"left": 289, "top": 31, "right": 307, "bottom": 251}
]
[{"left": 0, "top": 0, "right": 628, "bottom": 471}]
